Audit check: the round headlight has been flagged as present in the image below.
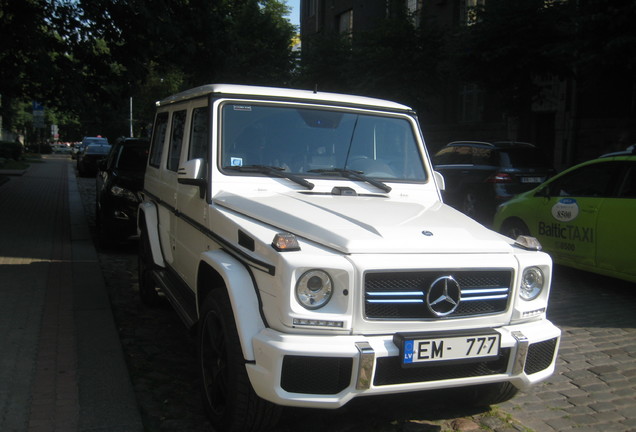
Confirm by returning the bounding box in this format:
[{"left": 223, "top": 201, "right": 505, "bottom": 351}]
[
  {"left": 520, "top": 267, "right": 544, "bottom": 301},
  {"left": 295, "top": 270, "right": 333, "bottom": 310}
]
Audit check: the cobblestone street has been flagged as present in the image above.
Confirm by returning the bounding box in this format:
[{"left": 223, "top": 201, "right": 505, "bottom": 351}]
[{"left": 75, "top": 163, "right": 636, "bottom": 432}]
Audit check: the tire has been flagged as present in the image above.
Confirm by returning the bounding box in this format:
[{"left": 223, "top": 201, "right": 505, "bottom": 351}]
[
  {"left": 198, "top": 290, "right": 281, "bottom": 432},
  {"left": 138, "top": 227, "right": 162, "bottom": 306},
  {"left": 500, "top": 218, "right": 530, "bottom": 240}
]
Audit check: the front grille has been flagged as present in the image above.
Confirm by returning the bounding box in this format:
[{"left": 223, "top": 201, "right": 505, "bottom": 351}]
[
  {"left": 365, "top": 270, "right": 513, "bottom": 320},
  {"left": 524, "top": 338, "right": 558, "bottom": 375},
  {"left": 281, "top": 356, "right": 353, "bottom": 394},
  {"left": 374, "top": 348, "right": 511, "bottom": 386}
]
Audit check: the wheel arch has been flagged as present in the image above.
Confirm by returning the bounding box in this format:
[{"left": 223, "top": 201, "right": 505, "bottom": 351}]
[
  {"left": 198, "top": 250, "right": 266, "bottom": 361},
  {"left": 138, "top": 201, "right": 165, "bottom": 267}
]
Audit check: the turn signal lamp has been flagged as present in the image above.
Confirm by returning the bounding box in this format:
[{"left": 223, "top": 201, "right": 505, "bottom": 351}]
[
  {"left": 514, "top": 235, "right": 542, "bottom": 251},
  {"left": 272, "top": 233, "right": 300, "bottom": 251}
]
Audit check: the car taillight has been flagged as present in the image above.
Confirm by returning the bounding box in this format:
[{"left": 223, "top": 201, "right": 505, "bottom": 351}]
[{"left": 486, "top": 172, "right": 514, "bottom": 183}]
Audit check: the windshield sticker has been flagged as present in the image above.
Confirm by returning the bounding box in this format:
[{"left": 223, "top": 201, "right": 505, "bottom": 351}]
[
  {"left": 233, "top": 105, "right": 252, "bottom": 112},
  {"left": 230, "top": 157, "right": 243, "bottom": 167},
  {"left": 551, "top": 198, "right": 579, "bottom": 222}
]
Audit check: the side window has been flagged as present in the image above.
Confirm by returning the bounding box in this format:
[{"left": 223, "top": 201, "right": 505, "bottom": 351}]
[
  {"left": 617, "top": 163, "right": 636, "bottom": 198},
  {"left": 189, "top": 107, "right": 209, "bottom": 160},
  {"left": 167, "top": 110, "right": 187, "bottom": 172},
  {"left": 149, "top": 112, "right": 169, "bottom": 168},
  {"left": 549, "top": 162, "right": 616, "bottom": 197}
]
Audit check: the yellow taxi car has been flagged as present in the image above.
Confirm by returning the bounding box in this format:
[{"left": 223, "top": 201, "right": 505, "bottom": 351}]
[{"left": 493, "top": 153, "right": 636, "bottom": 283}]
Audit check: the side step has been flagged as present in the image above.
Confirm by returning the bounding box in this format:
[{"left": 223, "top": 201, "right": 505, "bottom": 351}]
[{"left": 151, "top": 268, "right": 198, "bottom": 329}]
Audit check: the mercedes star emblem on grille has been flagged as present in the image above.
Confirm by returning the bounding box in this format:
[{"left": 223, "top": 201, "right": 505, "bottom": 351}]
[{"left": 427, "top": 276, "right": 461, "bottom": 317}]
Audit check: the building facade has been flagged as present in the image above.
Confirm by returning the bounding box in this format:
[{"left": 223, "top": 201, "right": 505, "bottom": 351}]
[{"left": 299, "top": 0, "right": 636, "bottom": 169}]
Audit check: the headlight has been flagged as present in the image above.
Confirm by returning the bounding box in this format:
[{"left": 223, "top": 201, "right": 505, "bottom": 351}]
[
  {"left": 295, "top": 270, "right": 333, "bottom": 310},
  {"left": 520, "top": 266, "right": 544, "bottom": 301},
  {"left": 110, "top": 185, "right": 138, "bottom": 202}
]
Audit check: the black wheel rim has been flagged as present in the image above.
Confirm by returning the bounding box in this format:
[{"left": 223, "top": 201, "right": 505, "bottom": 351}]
[{"left": 200, "top": 309, "right": 228, "bottom": 416}]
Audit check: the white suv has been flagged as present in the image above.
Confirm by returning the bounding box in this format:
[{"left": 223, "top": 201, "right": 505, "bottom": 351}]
[{"left": 138, "top": 84, "right": 561, "bottom": 431}]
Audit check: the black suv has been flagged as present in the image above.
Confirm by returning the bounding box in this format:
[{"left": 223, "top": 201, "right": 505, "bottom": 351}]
[
  {"left": 95, "top": 137, "right": 149, "bottom": 246},
  {"left": 433, "top": 141, "right": 554, "bottom": 224}
]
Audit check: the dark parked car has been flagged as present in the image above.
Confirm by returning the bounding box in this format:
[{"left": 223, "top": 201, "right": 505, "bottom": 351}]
[
  {"left": 433, "top": 141, "right": 554, "bottom": 224},
  {"left": 95, "top": 137, "right": 149, "bottom": 246},
  {"left": 74, "top": 136, "right": 108, "bottom": 160},
  {"left": 77, "top": 143, "right": 111, "bottom": 177}
]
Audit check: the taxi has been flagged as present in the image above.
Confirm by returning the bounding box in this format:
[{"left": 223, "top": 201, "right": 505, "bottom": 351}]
[{"left": 494, "top": 153, "right": 636, "bottom": 283}]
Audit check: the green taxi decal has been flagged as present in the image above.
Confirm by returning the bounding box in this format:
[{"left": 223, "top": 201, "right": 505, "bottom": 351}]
[
  {"left": 551, "top": 198, "right": 579, "bottom": 222},
  {"left": 538, "top": 222, "right": 594, "bottom": 243}
]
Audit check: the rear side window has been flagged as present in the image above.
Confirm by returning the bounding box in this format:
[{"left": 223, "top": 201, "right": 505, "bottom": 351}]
[
  {"left": 434, "top": 146, "right": 473, "bottom": 165},
  {"left": 500, "top": 148, "right": 551, "bottom": 168},
  {"left": 617, "top": 162, "right": 636, "bottom": 198},
  {"left": 168, "top": 110, "right": 187, "bottom": 171},
  {"left": 189, "top": 107, "right": 209, "bottom": 160},
  {"left": 149, "top": 112, "right": 169, "bottom": 167}
]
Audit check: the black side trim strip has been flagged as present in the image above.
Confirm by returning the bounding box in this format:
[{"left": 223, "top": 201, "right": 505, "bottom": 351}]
[{"left": 143, "top": 190, "right": 276, "bottom": 276}]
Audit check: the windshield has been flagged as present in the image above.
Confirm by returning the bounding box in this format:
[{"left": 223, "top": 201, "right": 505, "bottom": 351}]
[{"left": 220, "top": 103, "right": 427, "bottom": 182}]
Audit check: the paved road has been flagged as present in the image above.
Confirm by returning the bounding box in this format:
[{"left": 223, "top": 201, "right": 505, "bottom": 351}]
[{"left": 73, "top": 160, "right": 636, "bottom": 432}]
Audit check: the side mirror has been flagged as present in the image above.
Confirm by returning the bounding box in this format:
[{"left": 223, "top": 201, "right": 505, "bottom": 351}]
[
  {"left": 433, "top": 170, "right": 445, "bottom": 191},
  {"left": 178, "top": 158, "right": 207, "bottom": 198}
]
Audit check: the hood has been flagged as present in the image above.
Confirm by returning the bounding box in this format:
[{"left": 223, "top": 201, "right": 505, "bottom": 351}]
[{"left": 215, "top": 191, "right": 512, "bottom": 255}]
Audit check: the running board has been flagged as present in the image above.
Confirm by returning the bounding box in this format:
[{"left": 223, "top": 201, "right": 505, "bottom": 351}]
[{"left": 151, "top": 268, "right": 198, "bottom": 329}]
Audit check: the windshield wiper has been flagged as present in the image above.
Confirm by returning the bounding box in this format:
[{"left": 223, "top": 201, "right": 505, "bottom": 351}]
[
  {"left": 308, "top": 168, "right": 392, "bottom": 193},
  {"left": 225, "top": 165, "right": 314, "bottom": 190}
]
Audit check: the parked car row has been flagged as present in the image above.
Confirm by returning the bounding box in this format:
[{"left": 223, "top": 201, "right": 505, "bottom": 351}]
[
  {"left": 433, "top": 141, "right": 635, "bottom": 283},
  {"left": 493, "top": 149, "right": 636, "bottom": 283}
]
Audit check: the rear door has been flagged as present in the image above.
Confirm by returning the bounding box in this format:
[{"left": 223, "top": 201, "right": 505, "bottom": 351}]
[{"left": 174, "top": 101, "right": 211, "bottom": 289}]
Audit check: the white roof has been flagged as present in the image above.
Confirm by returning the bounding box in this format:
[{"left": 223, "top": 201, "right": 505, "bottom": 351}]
[{"left": 157, "top": 83, "right": 413, "bottom": 112}]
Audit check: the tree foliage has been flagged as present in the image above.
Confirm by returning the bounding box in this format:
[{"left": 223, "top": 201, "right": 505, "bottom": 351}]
[
  {"left": 451, "top": 0, "right": 636, "bottom": 117},
  {"left": 1, "top": 0, "right": 295, "bottom": 142}
]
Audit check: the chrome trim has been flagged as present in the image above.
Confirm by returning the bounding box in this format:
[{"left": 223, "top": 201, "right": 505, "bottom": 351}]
[
  {"left": 512, "top": 331, "right": 529, "bottom": 375},
  {"left": 355, "top": 342, "right": 375, "bottom": 390}
]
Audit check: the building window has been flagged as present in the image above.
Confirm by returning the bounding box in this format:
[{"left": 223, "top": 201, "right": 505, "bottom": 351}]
[
  {"left": 338, "top": 9, "right": 353, "bottom": 36},
  {"left": 406, "top": 0, "right": 421, "bottom": 27},
  {"left": 304, "top": 0, "right": 317, "bottom": 17},
  {"left": 459, "top": 83, "right": 484, "bottom": 123},
  {"left": 461, "top": 0, "right": 485, "bottom": 26}
]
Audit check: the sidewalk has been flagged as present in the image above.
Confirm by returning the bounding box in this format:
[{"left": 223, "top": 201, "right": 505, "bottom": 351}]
[{"left": 0, "top": 155, "right": 143, "bottom": 431}]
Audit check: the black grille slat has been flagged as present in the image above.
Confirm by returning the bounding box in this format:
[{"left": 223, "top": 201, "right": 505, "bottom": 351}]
[
  {"left": 281, "top": 356, "right": 353, "bottom": 394},
  {"left": 525, "top": 338, "right": 558, "bottom": 375},
  {"left": 365, "top": 270, "right": 513, "bottom": 320}
]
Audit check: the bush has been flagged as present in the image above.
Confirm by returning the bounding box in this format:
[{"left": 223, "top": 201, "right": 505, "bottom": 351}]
[{"left": 0, "top": 141, "right": 23, "bottom": 160}]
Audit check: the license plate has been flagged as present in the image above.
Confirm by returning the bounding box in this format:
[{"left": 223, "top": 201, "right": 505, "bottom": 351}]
[
  {"left": 397, "top": 332, "right": 500, "bottom": 365},
  {"left": 520, "top": 176, "right": 544, "bottom": 183}
]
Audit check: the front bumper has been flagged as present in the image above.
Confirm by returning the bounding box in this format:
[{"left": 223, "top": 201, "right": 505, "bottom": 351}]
[{"left": 247, "top": 319, "right": 560, "bottom": 408}]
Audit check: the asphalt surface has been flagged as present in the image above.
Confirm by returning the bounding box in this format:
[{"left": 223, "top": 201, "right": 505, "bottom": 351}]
[{"left": 2, "top": 155, "right": 635, "bottom": 431}]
